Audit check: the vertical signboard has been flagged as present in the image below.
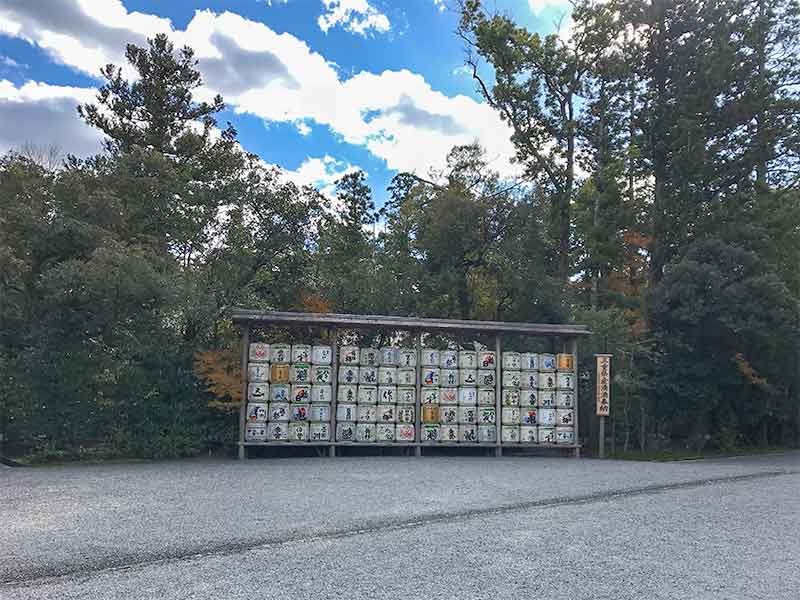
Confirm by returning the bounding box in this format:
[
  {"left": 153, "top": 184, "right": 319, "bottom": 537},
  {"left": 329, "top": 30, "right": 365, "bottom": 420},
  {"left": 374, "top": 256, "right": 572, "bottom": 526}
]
[{"left": 595, "top": 354, "right": 611, "bottom": 416}]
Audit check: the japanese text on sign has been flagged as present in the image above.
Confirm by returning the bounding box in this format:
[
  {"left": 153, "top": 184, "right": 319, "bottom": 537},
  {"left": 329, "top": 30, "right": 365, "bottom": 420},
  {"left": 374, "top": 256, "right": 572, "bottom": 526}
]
[{"left": 596, "top": 355, "right": 611, "bottom": 416}]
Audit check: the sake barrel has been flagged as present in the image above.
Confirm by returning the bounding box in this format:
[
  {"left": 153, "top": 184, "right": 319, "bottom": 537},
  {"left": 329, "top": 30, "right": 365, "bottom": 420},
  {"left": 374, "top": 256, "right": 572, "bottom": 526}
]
[
  {"left": 270, "top": 384, "right": 290, "bottom": 403},
  {"left": 398, "top": 348, "right": 417, "bottom": 368},
  {"left": 338, "top": 365, "right": 359, "bottom": 385},
  {"left": 421, "top": 348, "right": 441, "bottom": 367},
  {"left": 556, "top": 353, "right": 575, "bottom": 371},
  {"left": 460, "top": 369, "right": 478, "bottom": 386},
  {"left": 538, "top": 408, "right": 557, "bottom": 426},
  {"left": 520, "top": 426, "right": 538, "bottom": 443},
  {"left": 422, "top": 368, "right": 440, "bottom": 387},
  {"left": 245, "top": 422, "right": 267, "bottom": 442},
  {"left": 458, "top": 405, "right": 477, "bottom": 424},
  {"left": 336, "top": 403, "right": 357, "bottom": 422},
  {"left": 458, "top": 387, "right": 478, "bottom": 405},
  {"left": 397, "top": 406, "right": 415, "bottom": 424},
  {"left": 501, "top": 389, "right": 520, "bottom": 407},
  {"left": 360, "top": 348, "right": 380, "bottom": 367},
  {"left": 440, "top": 406, "right": 458, "bottom": 425},
  {"left": 440, "top": 388, "right": 458, "bottom": 405},
  {"left": 340, "top": 346, "right": 359, "bottom": 365},
  {"left": 478, "top": 406, "right": 496, "bottom": 425},
  {"left": 337, "top": 384, "right": 357, "bottom": 404},
  {"left": 248, "top": 363, "right": 269, "bottom": 383},
  {"left": 478, "top": 351, "right": 496, "bottom": 369},
  {"left": 556, "top": 426, "right": 575, "bottom": 445},
  {"left": 538, "top": 427, "right": 556, "bottom": 444},
  {"left": 357, "top": 385, "right": 378, "bottom": 405},
  {"left": 378, "top": 366, "right": 397, "bottom": 385},
  {"left": 440, "top": 369, "right": 459, "bottom": 387},
  {"left": 291, "top": 385, "right": 311, "bottom": 404},
  {"left": 356, "top": 423, "right": 376, "bottom": 442},
  {"left": 247, "top": 383, "right": 269, "bottom": 402},
  {"left": 270, "top": 343, "right": 290, "bottom": 364},
  {"left": 376, "top": 423, "right": 395, "bottom": 442},
  {"left": 398, "top": 368, "right": 416, "bottom": 386},
  {"left": 270, "top": 364, "right": 289, "bottom": 384},
  {"left": 291, "top": 403, "right": 310, "bottom": 422},
  {"left": 521, "top": 352, "right": 539, "bottom": 371},
  {"left": 269, "top": 402, "right": 289, "bottom": 421},
  {"left": 557, "top": 390, "right": 575, "bottom": 408},
  {"left": 289, "top": 422, "right": 309, "bottom": 441},
  {"left": 520, "top": 408, "right": 538, "bottom": 425},
  {"left": 502, "top": 407, "right": 520, "bottom": 424},
  {"left": 520, "top": 389, "right": 538, "bottom": 407},
  {"left": 478, "top": 425, "right": 497, "bottom": 443},
  {"left": 309, "top": 404, "right": 331, "bottom": 422},
  {"left": 441, "top": 424, "right": 459, "bottom": 443},
  {"left": 311, "top": 345, "right": 332, "bottom": 365},
  {"left": 380, "top": 347, "right": 398, "bottom": 366},
  {"left": 247, "top": 403, "right": 268, "bottom": 423},
  {"left": 378, "top": 385, "right": 397, "bottom": 404},
  {"left": 477, "top": 370, "right": 495, "bottom": 388},
  {"left": 289, "top": 364, "right": 310, "bottom": 384},
  {"left": 309, "top": 422, "right": 331, "bottom": 442},
  {"left": 460, "top": 424, "right": 478, "bottom": 443},
  {"left": 521, "top": 371, "right": 538, "bottom": 390},
  {"left": 396, "top": 424, "right": 415, "bottom": 442},
  {"left": 539, "top": 390, "right": 557, "bottom": 408},
  {"left": 477, "top": 389, "right": 495, "bottom": 406},
  {"left": 501, "top": 426, "right": 520, "bottom": 443},
  {"left": 538, "top": 372, "right": 556, "bottom": 390},
  {"left": 360, "top": 366, "right": 378, "bottom": 385},
  {"left": 422, "top": 405, "right": 440, "bottom": 424},
  {"left": 377, "top": 404, "right": 396, "bottom": 423},
  {"left": 310, "top": 365, "right": 332, "bottom": 385},
  {"left": 502, "top": 352, "right": 521, "bottom": 370},
  {"left": 458, "top": 350, "right": 477, "bottom": 369},
  {"left": 421, "top": 388, "right": 440, "bottom": 405},
  {"left": 291, "top": 344, "right": 312, "bottom": 364},
  {"left": 357, "top": 404, "right": 378, "bottom": 423},
  {"left": 267, "top": 422, "right": 289, "bottom": 441},
  {"left": 440, "top": 350, "right": 459, "bottom": 369},
  {"left": 336, "top": 422, "right": 356, "bottom": 442},
  {"left": 502, "top": 371, "right": 521, "bottom": 389},
  {"left": 248, "top": 343, "right": 270, "bottom": 363},
  {"left": 397, "top": 387, "right": 416, "bottom": 405},
  {"left": 556, "top": 371, "right": 575, "bottom": 390},
  {"left": 422, "top": 424, "right": 441, "bottom": 442},
  {"left": 540, "top": 353, "right": 556, "bottom": 371},
  {"left": 556, "top": 409, "right": 574, "bottom": 426}
]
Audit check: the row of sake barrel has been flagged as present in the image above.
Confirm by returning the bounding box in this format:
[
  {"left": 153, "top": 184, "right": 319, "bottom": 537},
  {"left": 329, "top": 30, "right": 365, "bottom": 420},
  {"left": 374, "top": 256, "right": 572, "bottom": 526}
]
[
  {"left": 338, "top": 347, "right": 562, "bottom": 371},
  {"left": 247, "top": 343, "right": 332, "bottom": 365},
  {"left": 336, "top": 423, "right": 415, "bottom": 443},
  {"left": 335, "top": 382, "right": 413, "bottom": 442},
  {"left": 501, "top": 352, "right": 575, "bottom": 391}
]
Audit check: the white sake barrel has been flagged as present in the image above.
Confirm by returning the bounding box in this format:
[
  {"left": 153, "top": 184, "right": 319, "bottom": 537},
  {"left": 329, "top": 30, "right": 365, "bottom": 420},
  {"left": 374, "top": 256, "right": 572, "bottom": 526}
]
[
  {"left": 291, "top": 403, "right": 310, "bottom": 422},
  {"left": 478, "top": 351, "right": 496, "bottom": 369},
  {"left": 249, "top": 343, "right": 270, "bottom": 363},
  {"left": 478, "top": 406, "right": 496, "bottom": 425},
  {"left": 360, "top": 366, "right": 378, "bottom": 385},
  {"left": 336, "top": 422, "right": 356, "bottom": 442},
  {"left": 440, "top": 388, "right": 458, "bottom": 404},
  {"left": 458, "top": 387, "right": 478, "bottom": 405},
  {"left": 270, "top": 384, "right": 290, "bottom": 403},
  {"left": 396, "top": 424, "right": 415, "bottom": 442},
  {"left": 458, "top": 350, "right": 477, "bottom": 369},
  {"left": 539, "top": 427, "right": 556, "bottom": 444},
  {"left": 269, "top": 402, "right": 289, "bottom": 421},
  {"left": 538, "top": 408, "right": 557, "bottom": 426},
  {"left": 458, "top": 405, "right": 477, "bottom": 424},
  {"left": 338, "top": 366, "right": 359, "bottom": 385},
  {"left": 358, "top": 385, "right": 378, "bottom": 404},
  {"left": 309, "top": 404, "right": 330, "bottom": 422},
  {"left": 422, "top": 424, "right": 441, "bottom": 442},
  {"left": 291, "top": 344, "right": 312, "bottom": 364},
  {"left": 441, "top": 424, "right": 459, "bottom": 443},
  {"left": 360, "top": 348, "right": 380, "bottom": 366},
  {"left": 502, "top": 407, "right": 520, "bottom": 424},
  {"left": 520, "top": 408, "right": 538, "bottom": 426},
  {"left": 539, "top": 390, "right": 557, "bottom": 408},
  {"left": 521, "top": 352, "right": 539, "bottom": 371},
  {"left": 520, "top": 426, "right": 538, "bottom": 443},
  {"left": 540, "top": 353, "right": 556, "bottom": 371},
  {"left": 290, "top": 364, "right": 311, "bottom": 384},
  {"left": 440, "top": 351, "right": 458, "bottom": 369},
  {"left": 398, "top": 348, "right": 417, "bottom": 367},
  {"left": 521, "top": 371, "right": 538, "bottom": 390},
  {"left": 421, "top": 388, "right": 440, "bottom": 404},
  {"left": 380, "top": 347, "right": 397, "bottom": 366},
  {"left": 311, "top": 384, "right": 332, "bottom": 404},
  {"left": 340, "top": 345, "right": 360, "bottom": 365},
  {"left": 397, "top": 406, "right": 415, "bottom": 424},
  {"left": 556, "top": 427, "right": 575, "bottom": 445},
  {"left": 397, "top": 387, "right": 416, "bottom": 404},
  {"left": 291, "top": 385, "right": 311, "bottom": 404},
  {"left": 312, "top": 345, "right": 332, "bottom": 365},
  {"left": 557, "top": 390, "right": 575, "bottom": 408},
  {"left": 336, "top": 403, "right": 357, "bottom": 423},
  {"left": 378, "top": 385, "right": 397, "bottom": 404},
  {"left": 376, "top": 423, "right": 395, "bottom": 442},
  {"left": 356, "top": 423, "right": 376, "bottom": 442},
  {"left": 477, "top": 370, "right": 495, "bottom": 388},
  {"left": 309, "top": 422, "right": 331, "bottom": 442},
  {"left": 477, "top": 389, "right": 495, "bottom": 406},
  {"left": 357, "top": 404, "right": 377, "bottom": 423},
  {"left": 502, "top": 352, "right": 521, "bottom": 370},
  {"left": 460, "top": 369, "right": 478, "bottom": 386},
  {"left": 310, "top": 365, "right": 332, "bottom": 384},
  {"left": 247, "top": 363, "right": 269, "bottom": 383},
  {"left": 502, "top": 371, "right": 521, "bottom": 388},
  {"left": 397, "top": 368, "right": 416, "bottom": 386},
  {"left": 478, "top": 425, "right": 496, "bottom": 443},
  {"left": 245, "top": 422, "right": 267, "bottom": 442},
  {"left": 556, "top": 371, "right": 575, "bottom": 390},
  {"left": 289, "top": 422, "right": 309, "bottom": 441},
  {"left": 421, "top": 348, "right": 440, "bottom": 367},
  {"left": 267, "top": 422, "right": 288, "bottom": 441},
  {"left": 539, "top": 372, "right": 556, "bottom": 390},
  {"left": 439, "top": 406, "right": 458, "bottom": 425},
  {"left": 337, "top": 384, "right": 357, "bottom": 404},
  {"left": 247, "top": 403, "right": 268, "bottom": 423},
  {"left": 377, "top": 404, "right": 396, "bottom": 423},
  {"left": 556, "top": 409, "right": 574, "bottom": 426},
  {"left": 270, "top": 344, "right": 291, "bottom": 364},
  {"left": 520, "top": 389, "right": 538, "bottom": 407},
  {"left": 422, "top": 368, "right": 440, "bottom": 387},
  {"left": 440, "top": 369, "right": 459, "bottom": 387},
  {"left": 247, "top": 383, "right": 269, "bottom": 402},
  {"left": 501, "top": 426, "right": 520, "bottom": 443},
  {"left": 460, "top": 424, "right": 478, "bottom": 443},
  {"left": 501, "top": 389, "right": 520, "bottom": 406},
  {"left": 378, "top": 367, "right": 397, "bottom": 385}
]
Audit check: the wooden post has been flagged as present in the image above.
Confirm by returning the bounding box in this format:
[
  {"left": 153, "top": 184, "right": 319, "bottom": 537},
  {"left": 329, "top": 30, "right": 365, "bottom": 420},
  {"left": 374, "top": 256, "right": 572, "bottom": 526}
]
[
  {"left": 329, "top": 327, "right": 339, "bottom": 457},
  {"left": 599, "top": 416, "right": 606, "bottom": 459},
  {"left": 415, "top": 330, "right": 422, "bottom": 457},
  {"left": 238, "top": 325, "right": 250, "bottom": 460},
  {"left": 495, "top": 334, "right": 502, "bottom": 457},
  {"left": 569, "top": 338, "right": 580, "bottom": 458}
]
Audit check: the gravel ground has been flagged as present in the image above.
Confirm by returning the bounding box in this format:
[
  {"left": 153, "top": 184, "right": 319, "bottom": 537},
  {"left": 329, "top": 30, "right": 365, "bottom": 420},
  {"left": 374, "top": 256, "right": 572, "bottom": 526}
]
[{"left": 2, "top": 453, "right": 798, "bottom": 598}]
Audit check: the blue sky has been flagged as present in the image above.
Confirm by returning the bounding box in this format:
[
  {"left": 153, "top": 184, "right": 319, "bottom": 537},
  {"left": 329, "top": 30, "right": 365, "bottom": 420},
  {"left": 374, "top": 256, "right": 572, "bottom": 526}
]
[{"left": 0, "top": 0, "right": 571, "bottom": 205}]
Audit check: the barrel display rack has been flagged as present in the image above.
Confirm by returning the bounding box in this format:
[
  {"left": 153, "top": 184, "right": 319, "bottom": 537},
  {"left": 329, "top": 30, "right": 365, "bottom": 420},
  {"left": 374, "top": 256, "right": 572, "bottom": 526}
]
[{"left": 232, "top": 309, "right": 591, "bottom": 459}]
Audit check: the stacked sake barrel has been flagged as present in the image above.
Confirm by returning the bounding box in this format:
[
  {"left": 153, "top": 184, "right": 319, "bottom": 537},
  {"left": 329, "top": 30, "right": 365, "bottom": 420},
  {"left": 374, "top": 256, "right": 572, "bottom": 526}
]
[
  {"left": 244, "top": 342, "right": 334, "bottom": 442},
  {"left": 335, "top": 346, "right": 416, "bottom": 443},
  {"left": 420, "top": 349, "right": 497, "bottom": 444},
  {"left": 500, "top": 352, "right": 576, "bottom": 445}
]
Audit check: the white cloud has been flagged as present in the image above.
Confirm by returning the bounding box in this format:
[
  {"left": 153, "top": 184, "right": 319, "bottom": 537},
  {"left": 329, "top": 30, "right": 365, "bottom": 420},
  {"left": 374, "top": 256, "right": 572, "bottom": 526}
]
[
  {"left": 528, "top": 0, "right": 573, "bottom": 15},
  {"left": 284, "top": 154, "right": 359, "bottom": 196},
  {"left": 432, "top": 0, "right": 447, "bottom": 12},
  {"left": 317, "top": 0, "right": 391, "bottom": 36}
]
